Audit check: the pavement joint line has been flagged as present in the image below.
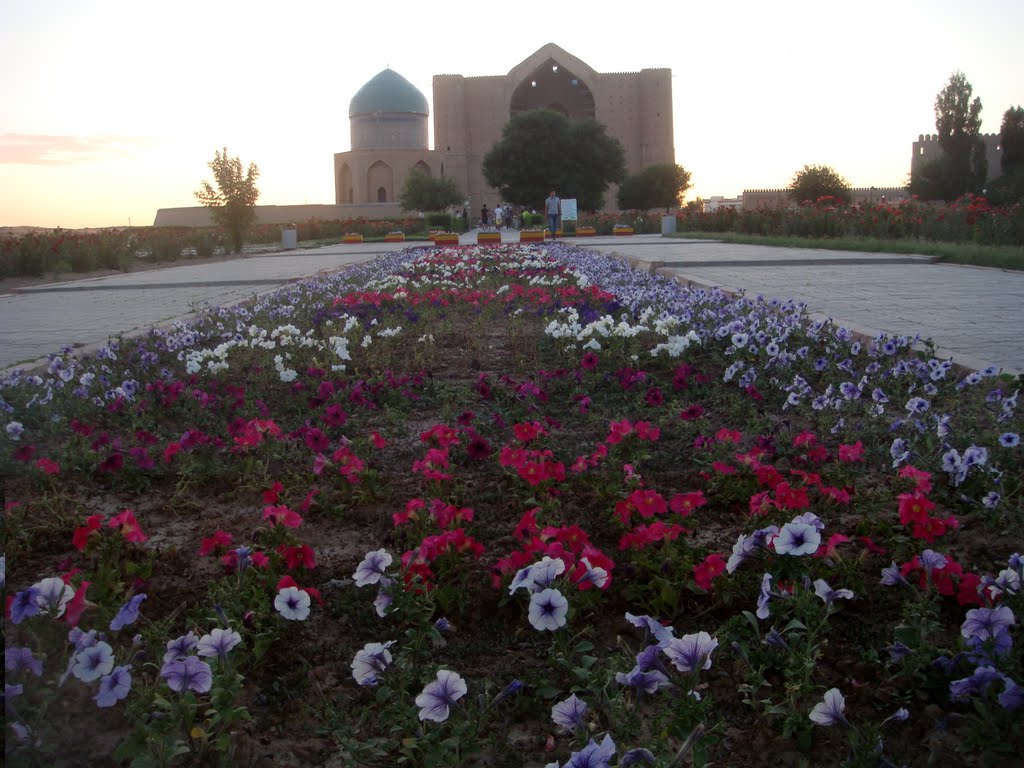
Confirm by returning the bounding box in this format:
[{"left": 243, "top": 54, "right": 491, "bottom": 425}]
[
  {"left": 15, "top": 280, "right": 291, "bottom": 293},
  {"left": 659, "top": 257, "right": 937, "bottom": 268}
]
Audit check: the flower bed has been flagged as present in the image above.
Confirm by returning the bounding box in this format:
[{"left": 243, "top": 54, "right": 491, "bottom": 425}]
[
  {"left": 431, "top": 232, "right": 459, "bottom": 245},
  {"left": 477, "top": 231, "right": 502, "bottom": 244},
  {"left": 384, "top": 232, "right": 406, "bottom": 243},
  {"left": 576, "top": 226, "right": 597, "bottom": 237},
  {"left": 613, "top": 225, "right": 634, "bottom": 236},
  {"left": 520, "top": 229, "right": 546, "bottom": 242},
  {"left": 2, "top": 244, "right": 1022, "bottom": 766},
  {"left": 342, "top": 233, "right": 364, "bottom": 244}
]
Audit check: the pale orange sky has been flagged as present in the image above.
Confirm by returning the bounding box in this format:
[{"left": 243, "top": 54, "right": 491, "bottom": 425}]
[{"left": 1, "top": 0, "right": 1022, "bottom": 228}]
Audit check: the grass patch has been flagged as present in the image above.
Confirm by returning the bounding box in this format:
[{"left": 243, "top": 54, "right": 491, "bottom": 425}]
[{"left": 670, "top": 231, "right": 1024, "bottom": 270}]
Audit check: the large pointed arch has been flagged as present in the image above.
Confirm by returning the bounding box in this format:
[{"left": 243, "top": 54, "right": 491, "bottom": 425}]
[
  {"left": 367, "top": 161, "right": 394, "bottom": 202},
  {"left": 509, "top": 56, "right": 595, "bottom": 120}
]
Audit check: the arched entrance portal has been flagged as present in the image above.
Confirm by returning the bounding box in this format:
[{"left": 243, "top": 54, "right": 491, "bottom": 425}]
[{"left": 510, "top": 59, "right": 596, "bottom": 121}]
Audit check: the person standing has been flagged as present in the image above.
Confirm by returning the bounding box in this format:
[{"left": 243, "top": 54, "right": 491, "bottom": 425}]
[
  {"left": 494, "top": 204, "right": 504, "bottom": 230},
  {"left": 480, "top": 204, "right": 489, "bottom": 228},
  {"left": 545, "top": 191, "right": 561, "bottom": 239}
]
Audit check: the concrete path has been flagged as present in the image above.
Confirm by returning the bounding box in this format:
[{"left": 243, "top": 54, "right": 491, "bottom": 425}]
[
  {"left": 580, "top": 236, "right": 1024, "bottom": 375},
  {"left": 1, "top": 233, "right": 1021, "bottom": 375}
]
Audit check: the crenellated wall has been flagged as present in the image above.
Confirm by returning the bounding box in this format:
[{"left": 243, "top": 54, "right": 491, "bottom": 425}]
[
  {"left": 741, "top": 187, "right": 911, "bottom": 209},
  {"left": 911, "top": 133, "right": 1002, "bottom": 184}
]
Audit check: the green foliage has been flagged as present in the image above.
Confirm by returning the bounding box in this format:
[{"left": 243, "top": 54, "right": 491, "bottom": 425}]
[
  {"left": 194, "top": 147, "right": 260, "bottom": 254},
  {"left": 616, "top": 163, "right": 692, "bottom": 212},
  {"left": 1000, "top": 106, "right": 1024, "bottom": 175},
  {"left": 425, "top": 212, "right": 453, "bottom": 231},
  {"left": 483, "top": 109, "right": 626, "bottom": 211},
  {"left": 399, "top": 170, "right": 462, "bottom": 214},
  {"left": 787, "top": 164, "right": 852, "bottom": 205},
  {"left": 920, "top": 71, "right": 987, "bottom": 201}
]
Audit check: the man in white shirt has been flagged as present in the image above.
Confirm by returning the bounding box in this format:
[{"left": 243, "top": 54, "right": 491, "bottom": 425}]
[{"left": 545, "top": 192, "right": 560, "bottom": 239}]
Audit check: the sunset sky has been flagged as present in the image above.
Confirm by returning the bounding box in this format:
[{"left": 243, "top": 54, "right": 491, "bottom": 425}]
[{"left": 1, "top": 0, "right": 1022, "bottom": 229}]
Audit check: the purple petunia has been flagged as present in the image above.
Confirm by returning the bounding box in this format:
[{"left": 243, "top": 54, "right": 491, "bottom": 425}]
[
  {"left": 110, "top": 593, "right": 147, "bottom": 631},
  {"left": 10, "top": 587, "right": 42, "bottom": 624},
  {"left": 551, "top": 693, "right": 588, "bottom": 731},
  {"left": 809, "top": 687, "right": 849, "bottom": 727},
  {"left": 662, "top": 631, "right": 719, "bottom": 674},
  {"left": 352, "top": 548, "right": 393, "bottom": 587},
  {"left": 95, "top": 665, "right": 132, "bottom": 707},
  {"left": 414, "top": 669, "right": 467, "bottom": 722},
  {"left": 881, "top": 561, "right": 910, "bottom": 587},
  {"left": 624, "top": 613, "right": 675, "bottom": 647},
  {"left": 565, "top": 734, "right": 617, "bottom": 768},
  {"left": 72, "top": 641, "right": 115, "bottom": 683},
  {"left": 615, "top": 666, "right": 670, "bottom": 694},
  {"left": 163, "top": 631, "right": 199, "bottom": 663},
  {"left": 813, "top": 579, "right": 855, "bottom": 606},
  {"left": 528, "top": 588, "right": 568, "bottom": 631},
  {"left": 5, "top": 647, "right": 44, "bottom": 677},
  {"left": 196, "top": 627, "right": 242, "bottom": 661},
  {"left": 160, "top": 656, "right": 213, "bottom": 694},
  {"left": 961, "top": 605, "right": 1015, "bottom": 641},
  {"left": 773, "top": 522, "right": 821, "bottom": 556},
  {"left": 756, "top": 572, "right": 773, "bottom": 619},
  {"left": 350, "top": 641, "right": 395, "bottom": 686}
]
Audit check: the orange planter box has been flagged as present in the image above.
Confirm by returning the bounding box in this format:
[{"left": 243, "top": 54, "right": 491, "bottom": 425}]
[
  {"left": 477, "top": 232, "right": 502, "bottom": 244},
  {"left": 520, "top": 230, "right": 546, "bottom": 242},
  {"left": 384, "top": 233, "right": 405, "bottom": 242},
  {"left": 576, "top": 227, "right": 596, "bottom": 237},
  {"left": 432, "top": 233, "right": 459, "bottom": 245},
  {"left": 342, "top": 233, "right": 364, "bottom": 243},
  {"left": 613, "top": 227, "right": 634, "bottom": 236}
]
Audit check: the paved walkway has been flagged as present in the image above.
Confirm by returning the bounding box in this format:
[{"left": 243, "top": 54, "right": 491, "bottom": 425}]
[{"left": 1, "top": 233, "right": 1021, "bottom": 375}]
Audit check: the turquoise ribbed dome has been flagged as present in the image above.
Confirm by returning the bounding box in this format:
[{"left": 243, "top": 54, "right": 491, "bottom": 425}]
[{"left": 349, "top": 69, "right": 429, "bottom": 117}]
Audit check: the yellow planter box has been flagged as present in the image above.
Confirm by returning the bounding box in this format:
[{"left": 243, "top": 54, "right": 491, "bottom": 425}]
[
  {"left": 384, "top": 233, "right": 405, "bottom": 242},
  {"left": 520, "top": 230, "right": 546, "bottom": 242},
  {"left": 576, "top": 227, "right": 596, "bottom": 236},
  {"left": 477, "top": 232, "right": 502, "bottom": 244},
  {"left": 342, "top": 233, "right": 364, "bottom": 243},
  {"left": 432, "top": 233, "right": 459, "bottom": 245},
  {"left": 613, "top": 227, "right": 634, "bottom": 236}
]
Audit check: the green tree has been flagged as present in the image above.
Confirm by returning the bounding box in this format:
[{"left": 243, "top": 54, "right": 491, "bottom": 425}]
[
  {"left": 194, "top": 148, "right": 260, "bottom": 253},
  {"left": 1000, "top": 105, "right": 1024, "bottom": 175},
  {"left": 787, "top": 164, "right": 852, "bottom": 204},
  {"left": 617, "top": 164, "right": 692, "bottom": 212},
  {"left": 483, "top": 109, "right": 626, "bottom": 211},
  {"left": 932, "top": 71, "right": 986, "bottom": 200},
  {"left": 399, "top": 169, "right": 463, "bottom": 214}
]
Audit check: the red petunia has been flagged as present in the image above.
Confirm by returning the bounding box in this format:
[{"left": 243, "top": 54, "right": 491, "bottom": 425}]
[
  {"left": 262, "top": 482, "right": 284, "bottom": 504},
  {"left": 838, "top": 441, "right": 865, "bottom": 462},
  {"left": 108, "top": 509, "right": 147, "bottom": 543},
  {"left": 263, "top": 505, "right": 303, "bottom": 528},
  {"left": 693, "top": 553, "right": 727, "bottom": 590},
  {"left": 199, "top": 530, "right": 233, "bottom": 556},
  {"left": 72, "top": 514, "right": 105, "bottom": 551},
  {"left": 278, "top": 544, "right": 317, "bottom": 570},
  {"left": 669, "top": 491, "right": 707, "bottom": 517}
]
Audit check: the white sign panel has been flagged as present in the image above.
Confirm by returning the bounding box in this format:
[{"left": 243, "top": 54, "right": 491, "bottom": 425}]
[{"left": 561, "top": 198, "right": 578, "bottom": 221}]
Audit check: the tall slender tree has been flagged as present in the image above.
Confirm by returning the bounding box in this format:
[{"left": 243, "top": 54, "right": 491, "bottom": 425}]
[
  {"left": 195, "top": 148, "right": 260, "bottom": 253},
  {"left": 933, "top": 71, "right": 986, "bottom": 199}
]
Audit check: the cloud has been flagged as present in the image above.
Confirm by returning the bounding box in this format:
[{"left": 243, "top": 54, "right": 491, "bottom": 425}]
[{"left": 0, "top": 134, "right": 153, "bottom": 165}]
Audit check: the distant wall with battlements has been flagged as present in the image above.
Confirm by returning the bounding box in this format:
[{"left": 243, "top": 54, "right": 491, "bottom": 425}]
[
  {"left": 911, "top": 133, "right": 1003, "bottom": 185},
  {"left": 741, "top": 187, "right": 910, "bottom": 209},
  {"left": 153, "top": 203, "right": 403, "bottom": 227}
]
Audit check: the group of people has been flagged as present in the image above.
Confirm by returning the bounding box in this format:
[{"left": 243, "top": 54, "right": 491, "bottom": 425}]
[
  {"left": 478, "top": 192, "right": 563, "bottom": 237},
  {"left": 479, "top": 203, "right": 526, "bottom": 230}
]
